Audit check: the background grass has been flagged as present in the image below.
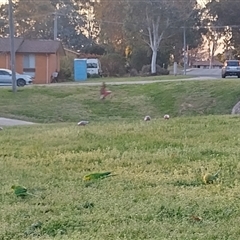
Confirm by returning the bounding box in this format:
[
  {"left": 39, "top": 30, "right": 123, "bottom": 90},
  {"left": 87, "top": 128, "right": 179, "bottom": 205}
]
[
  {"left": 67, "top": 74, "right": 193, "bottom": 83},
  {"left": 0, "top": 79, "right": 240, "bottom": 123},
  {"left": 1, "top": 79, "right": 240, "bottom": 239}
]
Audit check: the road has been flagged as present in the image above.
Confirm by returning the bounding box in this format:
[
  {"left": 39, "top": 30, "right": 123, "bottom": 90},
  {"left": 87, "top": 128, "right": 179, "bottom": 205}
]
[
  {"left": 0, "top": 117, "right": 35, "bottom": 127},
  {"left": 186, "top": 68, "right": 222, "bottom": 78}
]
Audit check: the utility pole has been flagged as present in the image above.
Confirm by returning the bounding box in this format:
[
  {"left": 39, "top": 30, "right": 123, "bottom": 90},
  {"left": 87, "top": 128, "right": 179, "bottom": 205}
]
[
  {"left": 183, "top": 25, "right": 187, "bottom": 76},
  {"left": 8, "top": 0, "right": 17, "bottom": 92}
]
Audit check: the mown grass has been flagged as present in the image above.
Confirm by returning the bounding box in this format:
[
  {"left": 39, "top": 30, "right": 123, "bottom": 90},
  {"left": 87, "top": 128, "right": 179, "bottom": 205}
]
[
  {"left": 1, "top": 115, "right": 240, "bottom": 239},
  {"left": 72, "top": 74, "right": 193, "bottom": 83},
  {"left": 0, "top": 79, "right": 240, "bottom": 123}
]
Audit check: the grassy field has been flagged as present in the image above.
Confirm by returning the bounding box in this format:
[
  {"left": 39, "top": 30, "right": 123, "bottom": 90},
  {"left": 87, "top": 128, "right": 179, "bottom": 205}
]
[
  {"left": 1, "top": 79, "right": 240, "bottom": 239},
  {"left": 77, "top": 74, "right": 193, "bottom": 83},
  {"left": 0, "top": 79, "right": 240, "bottom": 123},
  {"left": 1, "top": 116, "right": 240, "bottom": 239}
]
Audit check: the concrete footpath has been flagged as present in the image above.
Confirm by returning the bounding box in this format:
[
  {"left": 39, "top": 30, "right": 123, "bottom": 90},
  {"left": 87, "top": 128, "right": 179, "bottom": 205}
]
[{"left": 0, "top": 117, "right": 35, "bottom": 126}]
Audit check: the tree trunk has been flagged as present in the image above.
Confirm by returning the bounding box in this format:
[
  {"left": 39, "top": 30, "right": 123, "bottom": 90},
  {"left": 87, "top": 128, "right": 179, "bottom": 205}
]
[{"left": 151, "top": 49, "right": 157, "bottom": 74}]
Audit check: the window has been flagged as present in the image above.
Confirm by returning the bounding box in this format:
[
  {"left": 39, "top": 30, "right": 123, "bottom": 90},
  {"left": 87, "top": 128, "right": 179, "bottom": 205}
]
[
  {"left": 0, "top": 70, "right": 11, "bottom": 75},
  {"left": 23, "top": 54, "right": 35, "bottom": 68},
  {"left": 87, "top": 63, "right": 97, "bottom": 68},
  {"left": 227, "top": 61, "right": 239, "bottom": 67}
]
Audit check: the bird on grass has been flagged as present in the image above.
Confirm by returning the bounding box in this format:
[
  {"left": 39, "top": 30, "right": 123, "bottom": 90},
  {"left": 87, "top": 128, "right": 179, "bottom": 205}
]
[
  {"left": 78, "top": 121, "right": 89, "bottom": 126},
  {"left": 164, "top": 114, "right": 170, "bottom": 120},
  {"left": 11, "top": 185, "right": 36, "bottom": 197},
  {"left": 190, "top": 215, "right": 203, "bottom": 222},
  {"left": 203, "top": 170, "right": 220, "bottom": 184},
  {"left": 83, "top": 171, "right": 114, "bottom": 181},
  {"left": 144, "top": 115, "right": 151, "bottom": 121}
]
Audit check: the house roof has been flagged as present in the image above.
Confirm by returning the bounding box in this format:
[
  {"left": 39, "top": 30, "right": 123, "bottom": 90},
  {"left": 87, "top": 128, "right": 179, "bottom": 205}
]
[
  {"left": 0, "top": 38, "right": 24, "bottom": 53},
  {"left": 0, "top": 38, "right": 65, "bottom": 55},
  {"left": 192, "top": 60, "right": 223, "bottom": 66}
]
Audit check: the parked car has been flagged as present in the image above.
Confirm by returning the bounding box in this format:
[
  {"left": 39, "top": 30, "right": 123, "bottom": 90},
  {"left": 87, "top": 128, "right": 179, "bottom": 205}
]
[
  {"left": 0, "top": 68, "right": 33, "bottom": 86},
  {"left": 222, "top": 60, "right": 240, "bottom": 78},
  {"left": 86, "top": 58, "right": 102, "bottom": 77}
]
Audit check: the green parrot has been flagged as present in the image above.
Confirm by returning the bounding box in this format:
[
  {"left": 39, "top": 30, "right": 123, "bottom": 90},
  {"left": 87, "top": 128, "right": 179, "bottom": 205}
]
[
  {"left": 83, "top": 172, "right": 113, "bottom": 181},
  {"left": 11, "top": 185, "right": 35, "bottom": 197},
  {"left": 203, "top": 170, "right": 220, "bottom": 184}
]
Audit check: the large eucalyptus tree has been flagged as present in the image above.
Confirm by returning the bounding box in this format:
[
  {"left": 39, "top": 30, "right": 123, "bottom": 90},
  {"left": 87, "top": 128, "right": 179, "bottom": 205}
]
[{"left": 125, "top": 0, "right": 199, "bottom": 73}]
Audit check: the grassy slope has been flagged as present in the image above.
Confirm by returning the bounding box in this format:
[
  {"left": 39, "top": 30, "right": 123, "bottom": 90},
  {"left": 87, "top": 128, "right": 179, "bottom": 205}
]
[
  {"left": 1, "top": 79, "right": 240, "bottom": 239},
  {"left": 0, "top": 79, "right": 240, "bottom": 123},
  {"left": 68, "top": 74, "right": 193, "bottom": 83},
  {"left": 1, "top": 116, "right": 240, "bottom": 239}
]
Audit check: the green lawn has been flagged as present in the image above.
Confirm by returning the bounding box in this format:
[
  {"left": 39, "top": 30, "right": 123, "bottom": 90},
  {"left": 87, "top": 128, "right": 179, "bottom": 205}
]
[
  {"left": 1, "top": 80, "right": 240, "bottom": 239},
  {"left": 0, "top": 79, "right": 240, "bottom": 123},
  {"left": 1, "top": 116, "right": 240, "bottom": 239},
  {"left": 80, "top": 74, "right": 193, "bottom": 83}
]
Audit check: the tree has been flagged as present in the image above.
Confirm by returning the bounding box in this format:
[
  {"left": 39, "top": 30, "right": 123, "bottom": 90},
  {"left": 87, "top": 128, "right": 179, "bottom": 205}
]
[
  {"left": 14, "top": 0, "right": 54, "bottom": 36},
  {"left": 93, "top": 0, "right": 127, "bottom": 53},
  {"left": 125, "top": 0, "right": 199, "bottom": 74},
  {"left": 204, "top": 0, "right": 240, "bottom": 59},
  {"left": 0, "top": 0, "right": 92, "bottom": 50},
  {"left": 205, "top": 29, "right": 223, "bottom": 67},
  {"left": 0, "top": 3, "right": 9, "bottom": 37}
]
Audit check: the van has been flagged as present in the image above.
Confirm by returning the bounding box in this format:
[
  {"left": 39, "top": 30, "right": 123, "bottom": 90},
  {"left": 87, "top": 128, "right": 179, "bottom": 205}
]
[
  {"left": 222, "top": 60, "right": 240, "bottom": 78},
  {"left": 86, "top": 58, "right": 102, "bottom": 76}
]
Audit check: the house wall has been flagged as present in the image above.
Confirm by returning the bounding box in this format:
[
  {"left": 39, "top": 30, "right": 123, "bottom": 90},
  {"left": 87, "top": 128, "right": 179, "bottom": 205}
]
[
  {"left": 35, "top": 52, "right": 61, "bottom": 84},
  {"left": 0, "top": 50, "right": 62, "bottom": 84},
  {"left": 35, "top": 54, "right": 48, "bottom": 84},
  {"left": 15, "top": 54, "right": 23, "bottom": 73},
  {"left": 0, "top": 53, "right": 8, "bottom": 68}
]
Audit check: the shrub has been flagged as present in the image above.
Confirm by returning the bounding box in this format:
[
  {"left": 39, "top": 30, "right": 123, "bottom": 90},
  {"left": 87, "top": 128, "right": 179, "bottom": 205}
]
[
  {"left": 59, "top": 56, "right": 74, "bottom": 81},
  {"left": 100, "top": 53, "right": 126, "bottom": 77},
  {"left": 141, "top": 64, "right": 169, "bottom": 76},
  {"left": 89, "top": 73, "right": 102, "bottom": 78},
  {"left": 129, "top": 48, "right": 150, "bottom": 72},
  {"left": 129, "top": 68, "right": 139, "bottom": 76}
]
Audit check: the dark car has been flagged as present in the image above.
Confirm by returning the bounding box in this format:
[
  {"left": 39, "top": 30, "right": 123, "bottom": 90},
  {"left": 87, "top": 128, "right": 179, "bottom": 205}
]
[{"left": 222, "top": 60, "right": 240, "bottom": 78}]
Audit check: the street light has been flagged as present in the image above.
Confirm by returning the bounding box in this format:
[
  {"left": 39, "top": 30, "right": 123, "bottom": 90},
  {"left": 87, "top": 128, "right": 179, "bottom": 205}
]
[{"left": 8, "top": 0, "right": 17, "bottom": 92}]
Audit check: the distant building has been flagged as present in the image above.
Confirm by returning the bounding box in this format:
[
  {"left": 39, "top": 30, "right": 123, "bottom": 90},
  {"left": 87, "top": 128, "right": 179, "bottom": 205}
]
[
  {"left": 192, "top": 60, "right": 223, "bottom": 69},
  {"left": 0, "top": 37, "right": 65, "bottom": 84}
]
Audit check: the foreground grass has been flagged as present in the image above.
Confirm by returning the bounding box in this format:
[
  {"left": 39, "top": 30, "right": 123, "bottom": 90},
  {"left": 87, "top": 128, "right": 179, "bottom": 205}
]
[
  {"left": 0, "top": 79, "right": 240, "bottom": 123},
  {"left": 1, "top": 115, "right": 240, "bottom": 239}
]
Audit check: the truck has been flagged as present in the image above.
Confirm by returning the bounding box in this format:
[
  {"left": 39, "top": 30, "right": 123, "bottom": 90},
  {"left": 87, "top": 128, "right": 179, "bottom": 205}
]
[{"left": 86, "top": 58, "right": 102, "bottom": 77}]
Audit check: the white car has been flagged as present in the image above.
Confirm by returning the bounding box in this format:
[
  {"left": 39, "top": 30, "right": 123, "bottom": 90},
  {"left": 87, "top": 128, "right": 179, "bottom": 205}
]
[
  {"left": 0, "top": 68, "right": 33, "bottom": 86},
  {"left": 86, "top": 58, "right": 102, "bottom": 76}
]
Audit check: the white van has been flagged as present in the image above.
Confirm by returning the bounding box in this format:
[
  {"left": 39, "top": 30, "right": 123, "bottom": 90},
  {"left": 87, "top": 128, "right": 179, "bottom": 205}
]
[{"left": 86, "top": 58, "right": 102, "bottom": 76}]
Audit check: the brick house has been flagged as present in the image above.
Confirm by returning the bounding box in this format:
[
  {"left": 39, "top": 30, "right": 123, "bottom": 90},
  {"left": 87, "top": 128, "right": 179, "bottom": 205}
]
[{"left": 0, "top": 38, "right": 65, "bottom": 84}]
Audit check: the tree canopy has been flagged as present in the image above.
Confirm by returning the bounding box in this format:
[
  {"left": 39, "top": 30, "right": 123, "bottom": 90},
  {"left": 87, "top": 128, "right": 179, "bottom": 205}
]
[{"left": 1, "top": 0, "right": 239, "bottom": 73}]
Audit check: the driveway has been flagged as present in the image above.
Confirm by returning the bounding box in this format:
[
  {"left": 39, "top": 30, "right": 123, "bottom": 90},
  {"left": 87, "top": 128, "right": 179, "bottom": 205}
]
[{"left": 0, "top": 117, "right": 35, "bottom": 126}]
